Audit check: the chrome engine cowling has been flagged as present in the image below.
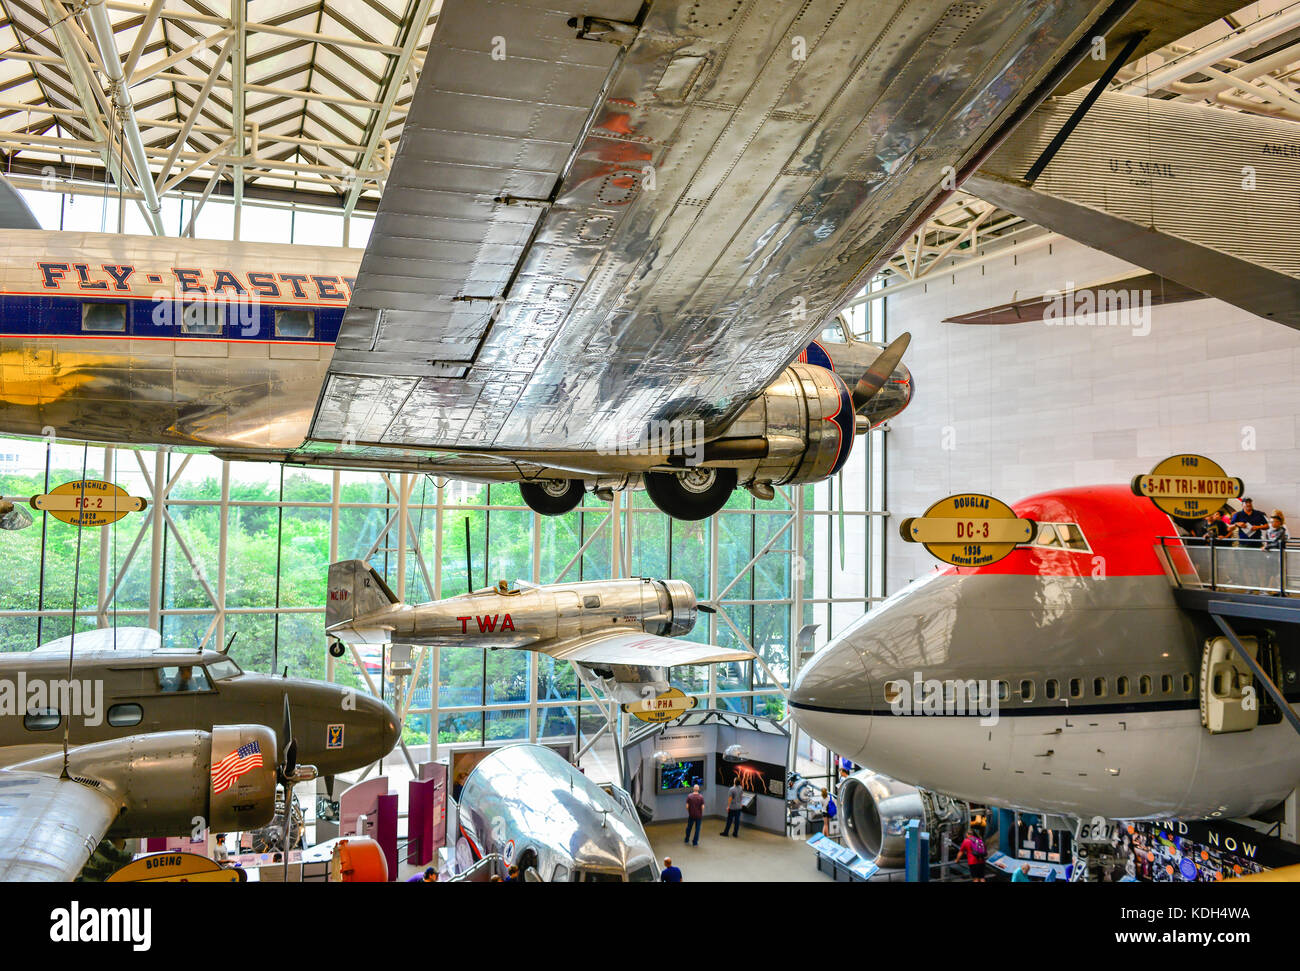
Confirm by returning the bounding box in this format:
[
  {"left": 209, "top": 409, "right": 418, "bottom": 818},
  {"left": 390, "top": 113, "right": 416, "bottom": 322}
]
[
  {"left": 646, "top": 578, "right": 696, "bottom": 637},
  {"left": 719, "top": 363, "right": 855, "bottom": 487},
  {"left": 839, "top": 770, "right": 969, "bottom": 868}
]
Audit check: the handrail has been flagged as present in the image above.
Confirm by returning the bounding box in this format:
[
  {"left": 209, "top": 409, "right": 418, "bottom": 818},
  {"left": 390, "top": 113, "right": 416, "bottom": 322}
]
[
  {"left": 1155, "top": 535, "right": 1297, "bottom": 597},
  {"left": 445, "top": 852, "right": 502, "bottom": 882}
]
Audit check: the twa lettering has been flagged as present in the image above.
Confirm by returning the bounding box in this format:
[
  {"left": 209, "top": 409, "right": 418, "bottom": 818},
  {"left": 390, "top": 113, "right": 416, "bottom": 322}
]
[{"left": 457, "top": 614, "right": 516, "bottom": 633}]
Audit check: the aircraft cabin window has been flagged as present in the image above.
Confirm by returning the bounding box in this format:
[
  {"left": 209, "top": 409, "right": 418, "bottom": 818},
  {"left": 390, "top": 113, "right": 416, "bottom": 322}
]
[
  {"left": 1116, "top": 676, "right": 1130, "bottom": 697},
  {"left": 1019, "top": 679, "right": 1034, "bottom": 702},
  {"left": 1161, "top": 674, "right": 1173, "bottom": 694},
  {"left": 1140, "top": 675, "right": 1152, "bottom": 696},
  {"left": 1093, "top": 677, "right": 1107, "bottom": 698},
  {"left": 157, "top": 666, "right": 211, "bottom": 692},
  {"left": 107, "top": 703, "right": 143, "bottom": 727},
  {"left": 1182, "top": 673, "right": 1194, "bottom": 694},
  {"left": 1034, "top": 524, "right": 1061, "bottom": 548},
  {"left": 275, "top": 308, "right": 315, "bottom": 339},
  {"left": 23, "top": 708, "right": 60, "bottom": 731},
  {"left": 207, "top": 659, "right": 242, "bottom": 681},
  {"left": 1069, "top": 678, "right": 1083, "bottom": 699},
  {"left": 553, "top": 864, "right": 569, "bottom": 882},
  {"left": 180, "top": 301, "right": 222, "bottom": 335},
  {"left": 81, "top": 302, "right": 126, "bottom": 332},
  {"left": 996, "top": 680, "right": 1009, "bottom": 702},
  {"left": 583, "top": 595, "right": 601, "bottom": 609},
  {"left": 627, "top": 863, "right": 656, "bottom": 882},
  {"left": 582, "top": 870, "right": 622, "bottom": 882},
  {"left": 1045, "top": 679, "right": 1059, "bottom": 700},
  {"left": 883, "top": 681, "right": 904, "bottom": 704}
]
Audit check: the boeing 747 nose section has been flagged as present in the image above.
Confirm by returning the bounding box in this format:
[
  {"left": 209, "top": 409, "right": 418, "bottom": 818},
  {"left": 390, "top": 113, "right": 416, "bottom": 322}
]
[{"left": 792, "top": 485, "right": 1300, "bottom": 821}]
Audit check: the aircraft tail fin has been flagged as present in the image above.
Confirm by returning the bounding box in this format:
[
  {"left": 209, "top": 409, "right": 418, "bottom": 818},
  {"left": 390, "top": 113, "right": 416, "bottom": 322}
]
[
  {"left": 326, "top": 560, "right": 400, "bottom": 630},
  {"left": 0, "top": 173, "right": 40, "bottom": 230}
]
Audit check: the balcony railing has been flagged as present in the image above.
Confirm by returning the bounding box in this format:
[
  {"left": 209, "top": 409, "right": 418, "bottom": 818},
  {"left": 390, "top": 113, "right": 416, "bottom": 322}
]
[{"left": 1155, "top": 535, "right": 1300, "bottom": 597}]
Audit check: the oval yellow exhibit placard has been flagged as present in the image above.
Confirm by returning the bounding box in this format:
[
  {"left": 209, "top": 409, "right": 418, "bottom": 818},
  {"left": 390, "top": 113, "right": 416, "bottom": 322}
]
[
  {"left": 107, "top": 851, "right": 240, "bottom": 883},
  {"left": 621, "top": 687, "right": 698, "bottom": 724},
  {"left": 1130, "top": 454, "right": 1242, "bottom": 520},
  {"left": 30, "top": 480, "right": 148, "bottom": 527},
  {"left": 899, "top": 493, "right": 1036, "bottom": 568}
]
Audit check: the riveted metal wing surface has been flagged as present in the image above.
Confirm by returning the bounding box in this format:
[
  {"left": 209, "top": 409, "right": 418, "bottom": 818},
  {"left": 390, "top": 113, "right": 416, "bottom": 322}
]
[{"left": 314, "top": 0, "right": 1132, "bottom": 455}]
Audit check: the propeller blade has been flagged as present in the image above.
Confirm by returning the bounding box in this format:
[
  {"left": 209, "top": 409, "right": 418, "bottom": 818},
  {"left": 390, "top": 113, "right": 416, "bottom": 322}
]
[
  {"left": 850, "top": 331, "right": 911, "bottom": 413},
  {"left": 284, "top": 738, "right": 298, "bottom": 779},
  {"left": 280, "top": 694, "right": 292, "bottom": 753},
  {"left": 697, "top": 603, "right": 717, "bottom": 614}
]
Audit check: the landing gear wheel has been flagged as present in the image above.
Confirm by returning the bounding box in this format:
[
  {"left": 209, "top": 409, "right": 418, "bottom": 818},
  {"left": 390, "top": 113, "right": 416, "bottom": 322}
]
[
  {"left": 328, "top": 640, "right": 346, "bottom": 659},
  {"left": 644, "top": 467, "right": 737, "bottom": 521},
  {"left": 519, "top": 478, "right": 585, "bottom": 516}
]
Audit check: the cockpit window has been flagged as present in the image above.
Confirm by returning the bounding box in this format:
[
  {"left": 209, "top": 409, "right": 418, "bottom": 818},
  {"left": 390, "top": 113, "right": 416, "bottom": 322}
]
[
  {"left": 1025, "top": 523, "right": 1089, "bottom": 552},
  {"left": 627, "top": 863, "right": 656, "bottom": 882},
  {"left": 157, "top": 665, "right": 211, "bottom": 692},
  {"left": 207, "top": 659, "right": 242, "bottom": 681},
  {"left": 819, "top": 318, "right": 846, "bottom": 343},
  {"left": 580, "top": 870, "right": 623, "bottom": 882}
]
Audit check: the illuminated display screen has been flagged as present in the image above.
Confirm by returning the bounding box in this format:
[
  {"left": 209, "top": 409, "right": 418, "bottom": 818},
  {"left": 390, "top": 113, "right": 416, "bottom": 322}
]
[{"left": 657, "top": 759, "right": 705, "bottom": 793}]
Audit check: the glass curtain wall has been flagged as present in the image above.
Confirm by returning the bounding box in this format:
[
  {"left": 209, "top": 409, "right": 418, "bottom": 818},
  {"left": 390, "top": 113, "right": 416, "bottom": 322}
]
[{"left": 0, "top": 185, "right": 891, "bottom": 778}]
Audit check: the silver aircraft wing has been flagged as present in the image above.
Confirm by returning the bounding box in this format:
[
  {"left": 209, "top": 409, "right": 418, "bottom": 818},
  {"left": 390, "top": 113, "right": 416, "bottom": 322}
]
[
  {"left": 541, "top": 628, "right": 752, "bottom": 667},
  {"left": 312, "top": 0, "right": 1127, "bottom": 454},
  {"left": 0, "top": 770, "right": 119, "bottom": 881}
]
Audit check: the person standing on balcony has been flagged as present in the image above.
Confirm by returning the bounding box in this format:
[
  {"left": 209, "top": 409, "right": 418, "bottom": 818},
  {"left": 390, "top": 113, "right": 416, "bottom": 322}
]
[
  {"left": 1264, "top": 511, "right": 1288, "bottom": 551},
  {"left": 1231, "top": 498, "right": 1268, "bottom": 547}
]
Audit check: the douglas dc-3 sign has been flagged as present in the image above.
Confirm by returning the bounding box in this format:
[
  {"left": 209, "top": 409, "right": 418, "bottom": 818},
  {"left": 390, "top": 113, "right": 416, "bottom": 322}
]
[
  {"left": 1130, "top": 454, "right": 1243, "bottom": 520},
  {"left": 900, "top": 494, "right": 1036, "bottom": 568}
]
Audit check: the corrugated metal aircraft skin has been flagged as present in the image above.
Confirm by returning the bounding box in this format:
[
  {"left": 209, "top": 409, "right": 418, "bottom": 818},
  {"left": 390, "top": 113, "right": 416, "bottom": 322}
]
[
  {"left": 970, "top": 91, "right": 1300, "bottom": 330},
  {"left": 315, "top": 0, "right": 1121, "bottom": 451}
]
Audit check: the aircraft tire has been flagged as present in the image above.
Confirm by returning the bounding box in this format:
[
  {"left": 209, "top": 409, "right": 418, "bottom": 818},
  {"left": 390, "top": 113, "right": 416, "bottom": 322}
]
[
  {"left": 644, "top": 467, "right": 737, "bottom": 521},
  {"left": 328, "top": 640, "right": 346, "bottom": 658},
  {"left": 519, "top": 478, "right": 585, "bottom": 516}
]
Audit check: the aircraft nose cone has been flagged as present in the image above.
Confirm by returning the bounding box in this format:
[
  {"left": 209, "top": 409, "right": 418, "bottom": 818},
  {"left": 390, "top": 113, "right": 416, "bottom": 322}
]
[
  {"left": 362, "top": 692, "right": 401, "bottom": 757},
  {"left": 789, "top": 638, "right": 873, "bottom": 762},
  {"left": 790, "top": 637, "right": 871, "bottom": 713}
]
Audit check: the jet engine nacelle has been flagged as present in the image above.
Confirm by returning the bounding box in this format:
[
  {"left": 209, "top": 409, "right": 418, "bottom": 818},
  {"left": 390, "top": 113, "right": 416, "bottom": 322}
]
[
  {"left": 722, "top": 362, "right": 856, "bottom": 487},
  {"left": 19, "top": 726, "right": 279, "bottom": 838},
  {"left": 839, "top": 769, "right": 970, "bottom": 868}
]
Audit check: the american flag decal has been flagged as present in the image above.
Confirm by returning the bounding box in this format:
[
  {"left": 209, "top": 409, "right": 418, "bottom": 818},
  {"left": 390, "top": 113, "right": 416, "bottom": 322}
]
[{"left": 211, "top": 740, "right": 263, "bottom": 794}]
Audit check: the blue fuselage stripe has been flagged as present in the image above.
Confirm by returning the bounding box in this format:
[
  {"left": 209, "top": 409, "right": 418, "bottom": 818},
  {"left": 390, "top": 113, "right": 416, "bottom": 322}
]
[{"left": 0, "top": 293, "right": 344, "bottom": 344}]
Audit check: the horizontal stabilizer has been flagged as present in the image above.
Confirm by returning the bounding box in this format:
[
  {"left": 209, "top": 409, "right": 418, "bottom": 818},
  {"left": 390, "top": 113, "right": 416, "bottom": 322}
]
[{"left": 541, "top": 629, "right": 752, "bottom": 668}]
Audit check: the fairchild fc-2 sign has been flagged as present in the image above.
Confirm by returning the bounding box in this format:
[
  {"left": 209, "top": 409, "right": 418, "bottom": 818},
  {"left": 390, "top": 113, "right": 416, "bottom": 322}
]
[{"left": 30, "top": 480, "right": 147, "bottom": 528}]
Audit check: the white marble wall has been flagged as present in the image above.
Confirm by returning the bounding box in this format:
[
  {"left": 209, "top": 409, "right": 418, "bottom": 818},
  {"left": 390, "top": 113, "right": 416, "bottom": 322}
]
[{"left": 883, "top": 236, "right": 1300, "bottom": 593}]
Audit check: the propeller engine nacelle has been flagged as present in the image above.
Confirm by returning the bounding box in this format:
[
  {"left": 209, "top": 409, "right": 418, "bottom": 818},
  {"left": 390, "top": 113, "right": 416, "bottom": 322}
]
[
  {"left": 720, "top": 362, "right": 858, "bottom": 488},
  {"left": 101, "top": 726, "right": 278, "bottom": 838},
  {"left": 14, "top": 726, "right": 279, "bottom": 839}
]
